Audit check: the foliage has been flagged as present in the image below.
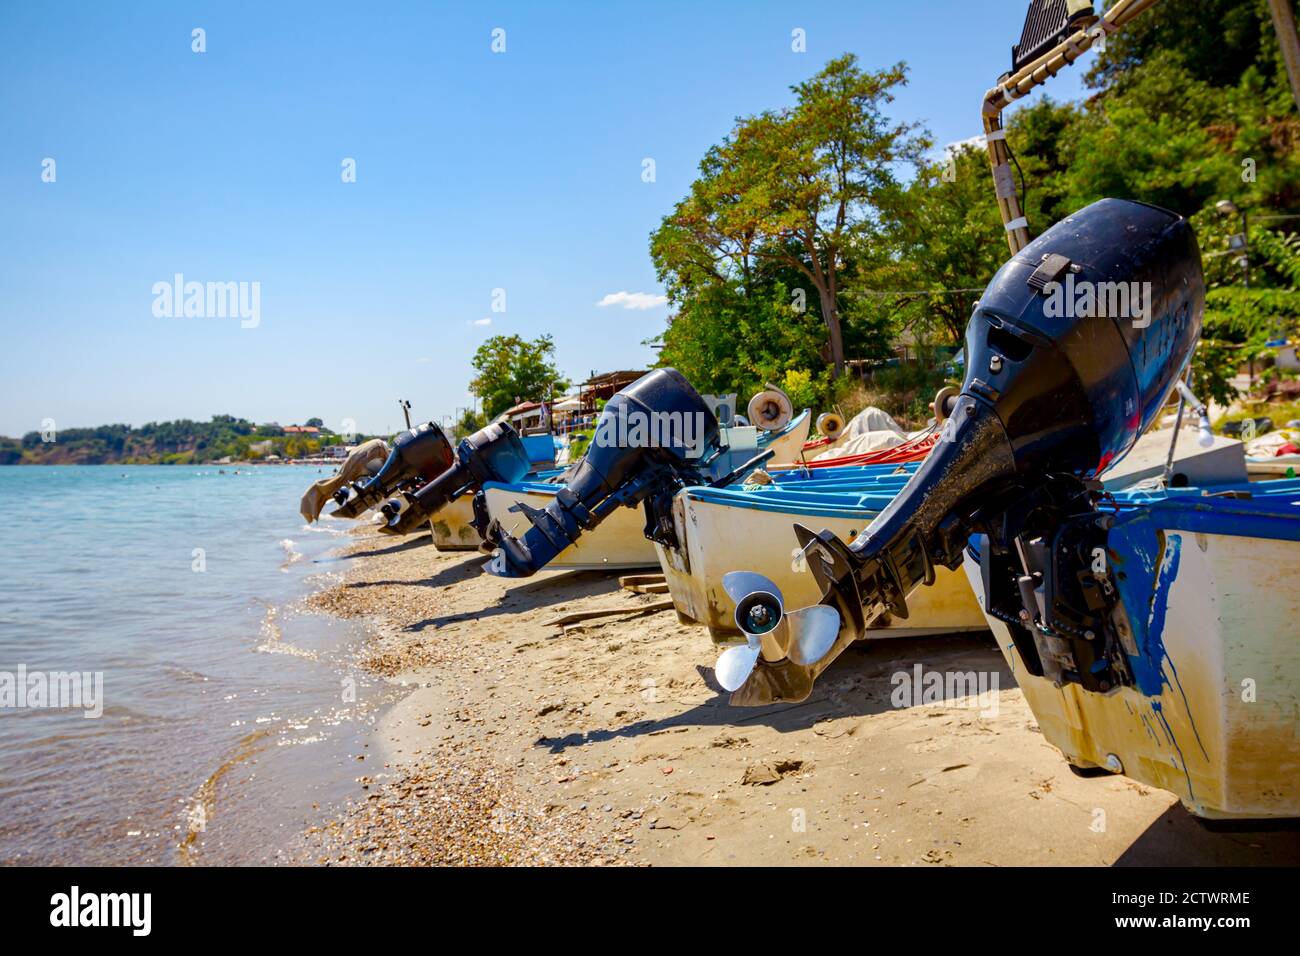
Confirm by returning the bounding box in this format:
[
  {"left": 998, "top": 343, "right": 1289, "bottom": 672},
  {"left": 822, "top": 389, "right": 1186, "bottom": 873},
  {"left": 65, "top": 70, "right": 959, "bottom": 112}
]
[
  {"left": 645, "top": 0, "right": 1300, "bottom": 421},
  {"left": 469, "top": 334, "right": 570, "bottom": 420},
  {"left": 452, "top": 407, "right": 488, "bottom": 440},
  {"left": 651, "top": 55, "right": 927, "bottom": 378},
  {"left": 1, "top": 415, "right": 368, "bottom": 465}
]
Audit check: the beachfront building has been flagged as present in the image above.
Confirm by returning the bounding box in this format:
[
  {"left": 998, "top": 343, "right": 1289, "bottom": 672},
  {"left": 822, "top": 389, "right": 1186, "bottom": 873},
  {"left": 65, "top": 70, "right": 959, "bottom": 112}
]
[{"left": 502, "top": 400, "right": 550, "bottom": 436}]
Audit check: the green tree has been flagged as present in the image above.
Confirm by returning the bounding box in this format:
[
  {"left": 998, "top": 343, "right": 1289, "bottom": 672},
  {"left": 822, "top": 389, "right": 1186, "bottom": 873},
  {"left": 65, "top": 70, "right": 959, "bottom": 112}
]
[
  {"left": 469, "top": 334, "right": 570, "bottom": 420},
  {"left": 653, "top": 55, "right": 926, "bottom": 377}
]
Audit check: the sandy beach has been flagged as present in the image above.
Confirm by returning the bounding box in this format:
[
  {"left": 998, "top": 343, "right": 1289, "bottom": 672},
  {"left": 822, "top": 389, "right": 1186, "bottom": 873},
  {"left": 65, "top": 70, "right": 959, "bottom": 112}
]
[{"left": 298, "top": 523, "right": 1300, "bottom": 867}]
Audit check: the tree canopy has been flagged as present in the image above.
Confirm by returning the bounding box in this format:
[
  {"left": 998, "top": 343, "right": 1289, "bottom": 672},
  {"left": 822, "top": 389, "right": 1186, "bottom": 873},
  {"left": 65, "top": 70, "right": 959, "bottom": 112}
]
[
  {"left": 647, "top": 0, "right": 1300, "bottom": 413},
  {"left": 469, "top": 334, "right": 571, "bottom": 420}
]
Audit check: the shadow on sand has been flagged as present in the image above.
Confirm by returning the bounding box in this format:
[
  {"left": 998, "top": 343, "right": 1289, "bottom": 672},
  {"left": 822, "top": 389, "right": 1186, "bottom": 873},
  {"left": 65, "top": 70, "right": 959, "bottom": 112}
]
[
  {"left": 1115, "top": 806, "right": 1300, "bottom": 865},
  {"left": 404, "top": 568, "right": 627, "bottom": 632},
  {"left": 535, "top": 632, "right": 1010, "bottom": 751}
]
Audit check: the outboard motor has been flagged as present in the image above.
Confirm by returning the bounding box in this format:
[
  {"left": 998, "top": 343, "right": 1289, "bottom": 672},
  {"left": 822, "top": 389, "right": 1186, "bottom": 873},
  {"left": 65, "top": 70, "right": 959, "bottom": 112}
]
[
  {"left": 485, "top": 368, "right": 726, "bottom": 577},
  {"left": 724, "top": 198, "right": 1204, "bottom": 705},
  {"left": 381, "top": 421, "right": 531, "bottom": 535},
  {"left": 331, "top": 422, "right": 455, "bottom": 519}
]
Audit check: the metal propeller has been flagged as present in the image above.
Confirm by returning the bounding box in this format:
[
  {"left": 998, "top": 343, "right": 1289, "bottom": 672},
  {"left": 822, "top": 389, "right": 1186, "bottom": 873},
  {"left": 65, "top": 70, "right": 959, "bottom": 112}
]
[{"left": 715, "top": 571, "right": 840, "bottom": 692}]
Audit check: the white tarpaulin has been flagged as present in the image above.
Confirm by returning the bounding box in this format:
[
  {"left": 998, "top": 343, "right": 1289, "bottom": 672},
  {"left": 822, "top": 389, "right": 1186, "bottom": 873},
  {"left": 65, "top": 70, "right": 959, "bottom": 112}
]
[
  {"left": 813, "top": 406, "right": 907, "bottom": 460},
  {"left": 299, "top": 438, "right": 390, "bottom": 522}
]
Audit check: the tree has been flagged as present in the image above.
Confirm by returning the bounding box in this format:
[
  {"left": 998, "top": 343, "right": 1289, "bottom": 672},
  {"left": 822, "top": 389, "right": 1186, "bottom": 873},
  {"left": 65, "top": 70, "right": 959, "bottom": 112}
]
[
  {"left": 453, "top": 408, "right": 487, "bottom": 440},
  {"left": 305, "top": 417, "right": 324, "bottom": 428},
  {"left": 469, "top": 334, "right": 570, "bottom": 420},
  {"left": 865, "top": 145, "right": 1007, "bottom": 345},
  {"left": 653, "top": 55, "right": 926, "bottom": 377}
]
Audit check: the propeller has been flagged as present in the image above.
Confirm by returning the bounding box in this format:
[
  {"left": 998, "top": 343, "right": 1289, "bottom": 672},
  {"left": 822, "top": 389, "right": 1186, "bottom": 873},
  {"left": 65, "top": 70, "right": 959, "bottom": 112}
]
[{"left": 715, "top": 571, "right": 841, "bottom": 692}]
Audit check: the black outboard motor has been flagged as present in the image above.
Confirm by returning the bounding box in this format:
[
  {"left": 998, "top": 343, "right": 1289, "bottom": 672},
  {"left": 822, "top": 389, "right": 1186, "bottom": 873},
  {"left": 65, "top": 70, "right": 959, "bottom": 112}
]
[
  {"left": 726, "top": 198, "right": 1204, "bottom": 705},
  {"left": 381, "top": 421, "right": 531, "bottom": 535},
  {"left": 484, "top": 368, "right": 726, "bottom": 577},
  {"left": 331, "top": 422, "right": 455, "bottom": 519}
]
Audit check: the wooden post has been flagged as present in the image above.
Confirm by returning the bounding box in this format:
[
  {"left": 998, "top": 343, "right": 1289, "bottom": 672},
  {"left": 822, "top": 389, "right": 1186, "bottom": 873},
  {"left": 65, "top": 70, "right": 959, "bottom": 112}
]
[{"left": 1269, "top": 0, "right": 1300, "bottom": 114}]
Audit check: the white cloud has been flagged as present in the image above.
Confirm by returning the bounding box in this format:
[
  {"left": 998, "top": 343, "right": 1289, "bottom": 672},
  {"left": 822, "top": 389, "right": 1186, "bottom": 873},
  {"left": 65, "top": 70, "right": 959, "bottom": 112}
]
[
  {"left": 416, "top": 356, "right": 430, "bottom": 363},
  {"left": 470, "top": 317, "right": 492, "bottom": 327},
  {"left": 596, "top": 291, "right": 667, "bottom": 310},
  {"left": 939, "top": 134, "right": 986, "bottom": 158}
]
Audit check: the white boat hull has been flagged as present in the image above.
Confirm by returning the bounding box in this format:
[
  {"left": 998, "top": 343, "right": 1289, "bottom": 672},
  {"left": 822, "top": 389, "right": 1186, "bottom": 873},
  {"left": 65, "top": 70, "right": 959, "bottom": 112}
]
[
  {"left": 482, "top": 484, "right": 659, "bottom": 570},
  {"left": 429, "top": 495, "right": 482, "bottom": 551},
  {"left": 656, "top": 488, "right": 988, "bottom": 643},
  {"left": 963, "top": 528, "right": 1300, "bottom": 819}
]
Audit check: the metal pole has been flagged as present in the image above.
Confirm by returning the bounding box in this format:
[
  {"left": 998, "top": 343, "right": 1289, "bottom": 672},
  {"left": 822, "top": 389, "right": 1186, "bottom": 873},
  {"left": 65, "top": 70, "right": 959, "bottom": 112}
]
[
  {"left": 981, "top": 0, "right": 1162, "bottom": 253},
  {"left": 1162, "top": 367, "right": 1191, "bottom": 486},
  {"left": 1242, "top": 210, "right": 1250, "bottom": 288}
]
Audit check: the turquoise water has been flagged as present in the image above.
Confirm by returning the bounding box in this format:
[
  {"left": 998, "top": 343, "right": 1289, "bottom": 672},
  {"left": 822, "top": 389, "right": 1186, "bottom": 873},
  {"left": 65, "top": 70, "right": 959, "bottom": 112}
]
[{"left": 0, "top": 465, "right": 396, "bottom": 865}]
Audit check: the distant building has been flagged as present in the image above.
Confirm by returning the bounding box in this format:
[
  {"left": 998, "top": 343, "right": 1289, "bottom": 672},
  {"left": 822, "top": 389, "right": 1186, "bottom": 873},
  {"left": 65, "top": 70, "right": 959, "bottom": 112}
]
[
  {"left": 321, "top": 444, "right": 351, "bottom": 459},
  {"left": 283, "top": 425, "right": 321, "bottom": 435},
  {"left": 501, "top": 400, "right": 549, "bottom": 435}
]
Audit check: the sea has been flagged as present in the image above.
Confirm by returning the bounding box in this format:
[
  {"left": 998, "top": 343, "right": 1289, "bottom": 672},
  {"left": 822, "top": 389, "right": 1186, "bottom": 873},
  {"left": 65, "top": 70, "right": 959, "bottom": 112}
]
[{"left": 0, "top": 464, "right": 399, "bottom": 865}]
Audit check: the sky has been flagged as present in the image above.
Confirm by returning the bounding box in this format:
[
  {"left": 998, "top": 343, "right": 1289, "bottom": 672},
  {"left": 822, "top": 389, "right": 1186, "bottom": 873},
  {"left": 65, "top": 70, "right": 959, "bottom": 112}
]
[{"left": 0, "top": 1, "right": 1094, "bottom": 437}]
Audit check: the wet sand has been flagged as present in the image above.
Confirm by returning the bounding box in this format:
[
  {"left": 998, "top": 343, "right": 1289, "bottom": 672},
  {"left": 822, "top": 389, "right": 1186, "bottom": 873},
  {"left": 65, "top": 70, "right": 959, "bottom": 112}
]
[{"left": 299, "top": 524, "right": 1300, "bottom": 866}]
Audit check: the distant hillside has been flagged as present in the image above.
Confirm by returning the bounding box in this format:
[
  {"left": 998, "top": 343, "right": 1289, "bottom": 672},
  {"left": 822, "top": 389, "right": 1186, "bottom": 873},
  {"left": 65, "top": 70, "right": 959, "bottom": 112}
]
[{"left": 0, "top": 415, "right": 371, "bottom": 465}]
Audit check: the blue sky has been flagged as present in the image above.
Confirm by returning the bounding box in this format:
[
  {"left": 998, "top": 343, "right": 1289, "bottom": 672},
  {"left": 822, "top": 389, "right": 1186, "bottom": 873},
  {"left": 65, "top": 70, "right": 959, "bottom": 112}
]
[{"left": 0, "top": 1, "right": 1093, "bottom": 437}]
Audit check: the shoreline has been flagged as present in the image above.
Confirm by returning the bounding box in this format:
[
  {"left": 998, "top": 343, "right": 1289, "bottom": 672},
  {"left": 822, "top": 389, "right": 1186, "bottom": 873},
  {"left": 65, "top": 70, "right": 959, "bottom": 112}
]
[{"left": 296, "top": 523, "right": 1300, "bottom": 867}]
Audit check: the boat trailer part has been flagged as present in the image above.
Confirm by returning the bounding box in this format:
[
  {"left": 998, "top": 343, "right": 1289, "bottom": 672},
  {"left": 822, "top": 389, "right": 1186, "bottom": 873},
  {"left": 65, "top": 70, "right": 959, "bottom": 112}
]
[
  {"left": 725, "top": 197, "right": 1205, "bottom": 706},
  {"left": 330, "top": 421, "right": 454, "bottom": 519},
  {"left": 380, "top": 421, "right": 531, "bottom": 535}
]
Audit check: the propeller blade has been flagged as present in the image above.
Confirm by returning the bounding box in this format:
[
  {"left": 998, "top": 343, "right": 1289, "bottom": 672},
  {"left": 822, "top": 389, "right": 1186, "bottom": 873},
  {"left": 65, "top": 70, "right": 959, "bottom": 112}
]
[
  {"left": 715, "top": 642, "right": 762, "bottom": 692},
  {"left": 783, "top": 605, "right": 841, "bottom": 666},
  {"left": 722, "top": 571, "right": 782, "bottom": 606}
]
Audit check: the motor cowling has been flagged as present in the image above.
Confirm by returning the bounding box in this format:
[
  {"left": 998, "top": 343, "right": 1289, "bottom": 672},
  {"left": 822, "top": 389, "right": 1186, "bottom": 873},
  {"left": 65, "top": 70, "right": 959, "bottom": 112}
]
[
  {"left": 331, "top": 422, "right": 454, "bottom": 518},
  {"left": 730, "top": 198, "right": 1205, "bottom": 705},
  {"left": 484, "top": 368, "right": 723, "bottom": 576},
  {"left": 381, "top": 421, "right": 530, "bottom": 534}
]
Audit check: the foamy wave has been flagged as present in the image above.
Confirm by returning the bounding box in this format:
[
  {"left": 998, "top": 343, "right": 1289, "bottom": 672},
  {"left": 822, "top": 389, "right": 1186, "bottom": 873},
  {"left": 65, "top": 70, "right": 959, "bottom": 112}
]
[
  {"left": 255, "top": 606, "right": 319, "bottom": 660},
  {"left": 300, "top": 522, "right": 349, "bottom": 536},
  {"left": 279, "top": 538, "right": 304, "bottom": 571}
]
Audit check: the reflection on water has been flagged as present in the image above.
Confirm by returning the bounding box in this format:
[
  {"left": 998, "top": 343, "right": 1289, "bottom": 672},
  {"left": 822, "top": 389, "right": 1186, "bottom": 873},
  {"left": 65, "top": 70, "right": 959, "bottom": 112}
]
[{"left": 0, "top": 465, "right": 401, "bottom": 865}]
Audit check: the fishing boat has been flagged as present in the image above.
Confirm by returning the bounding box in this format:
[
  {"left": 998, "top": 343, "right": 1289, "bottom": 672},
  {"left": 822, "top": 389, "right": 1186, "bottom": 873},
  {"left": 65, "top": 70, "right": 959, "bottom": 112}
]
[
  {"left": 429, "top": 493, "right": 482, "bottom": 551},
  {"left": 655, "top": 480, "right": 988, "bottom": 642},
  {"left": 962, "top": 480, "right": 1300, "bottom": 819},
  {"left": 479, "top": 479, "right": 660, "bottom": 570},
  {"left": 478, "top": 400, "right": 813, "bottom": 570}
]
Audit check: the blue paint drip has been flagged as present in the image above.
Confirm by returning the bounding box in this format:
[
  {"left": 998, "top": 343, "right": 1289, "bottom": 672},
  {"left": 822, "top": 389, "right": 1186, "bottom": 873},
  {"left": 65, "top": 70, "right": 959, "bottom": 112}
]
[{"left": 1110, "top": 527, "right": 1207, "bottom": 803}]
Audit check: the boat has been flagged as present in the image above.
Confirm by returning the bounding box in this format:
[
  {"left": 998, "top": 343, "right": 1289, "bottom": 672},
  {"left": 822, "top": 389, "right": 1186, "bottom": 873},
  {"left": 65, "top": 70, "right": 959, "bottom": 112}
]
[
  {"left": 480, "top": 480, "right": 660, "bottom": 570},
  {"left": 479, "top": 396, "right": 813, "bottom": 572},
  {"left": 748, "top": 408, "right": 811, "bottom": 464},
  {"left": 962, "top": 480, "right": 1300, "bottom": 819},
  {"left": 655, "top": 481, "right": 988, "bottom": 642},
  {"left": 480, "top": 458, "right": 924, "bottom": 573},
  {"left": 429, "top": 493, "right": 482, "bottom": 551}
]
